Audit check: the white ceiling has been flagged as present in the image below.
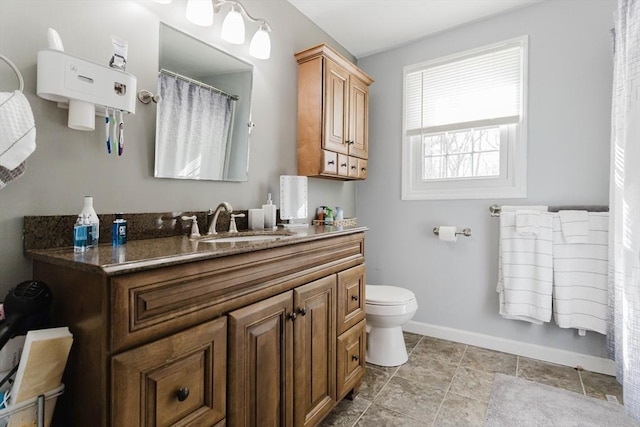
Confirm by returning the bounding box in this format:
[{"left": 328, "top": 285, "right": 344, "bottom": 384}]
[{"left": 287, "top": 0, "right": 543, "bottom": 58}]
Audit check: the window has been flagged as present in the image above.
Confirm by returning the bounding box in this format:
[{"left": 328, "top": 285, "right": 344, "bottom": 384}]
[{"left": 402, "top": 36, "right": 528, "bottom": 200}]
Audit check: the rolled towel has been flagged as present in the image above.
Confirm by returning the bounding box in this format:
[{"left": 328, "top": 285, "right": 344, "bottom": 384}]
[
  {"left": 558, "top": 210, "right": 589, "bottom": 243},
  {"left": 0, "top": 91, "right": 36, "bottom": 170}
]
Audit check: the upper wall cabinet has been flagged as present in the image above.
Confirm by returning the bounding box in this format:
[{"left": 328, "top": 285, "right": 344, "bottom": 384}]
[{"left": 296, "top": 44, "right": 374, "bottom": 181}]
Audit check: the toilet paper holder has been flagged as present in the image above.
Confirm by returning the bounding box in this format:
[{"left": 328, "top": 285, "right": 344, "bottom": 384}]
[{"left": 433, "top": 227, "right": 472, "bottom": 237}]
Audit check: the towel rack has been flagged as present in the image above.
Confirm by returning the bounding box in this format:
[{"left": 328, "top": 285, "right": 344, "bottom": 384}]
[
  {"left": 489, "top": 204, "right": 609, "bottom": 217},
  {"left": 0, "top": 54, "right": 24, "bottom": 92}
]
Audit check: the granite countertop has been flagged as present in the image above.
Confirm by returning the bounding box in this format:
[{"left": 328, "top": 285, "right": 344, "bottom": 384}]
[{"left": 26, "top": 225, "right": 368, "bottom": 276}]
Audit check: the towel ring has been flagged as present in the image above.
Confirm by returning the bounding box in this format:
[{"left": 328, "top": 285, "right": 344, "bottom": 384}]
[{"left": 0, "top": 54, "right": 24, "bottom": 92}]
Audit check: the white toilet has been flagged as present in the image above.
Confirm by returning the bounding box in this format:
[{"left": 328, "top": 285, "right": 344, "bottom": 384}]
[{"left": 365, "top": 285, "right": 418, "bottom": 367}]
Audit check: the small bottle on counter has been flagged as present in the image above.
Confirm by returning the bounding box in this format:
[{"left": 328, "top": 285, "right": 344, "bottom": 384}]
[
  {"left": 112, "top": 212, "right": 127, "bottom": 246},
  {"left": 262, "top": 193, "right": 277, "bottom": 230},
  {"left": 74, "top": 214, "right": 88, "bottom": 253},
  {"left": 80, "top": 196, "right": 99, "bottom": 247}
]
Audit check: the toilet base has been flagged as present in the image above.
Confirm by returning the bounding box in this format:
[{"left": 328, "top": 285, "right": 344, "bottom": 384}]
[{"left": 366, "top": 325, "right": 408, "bottom": 367}]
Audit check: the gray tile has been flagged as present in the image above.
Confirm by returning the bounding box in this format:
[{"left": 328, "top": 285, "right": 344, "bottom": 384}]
[
  {"left": 374, "top": 375, "right": 445, "bottom": 423},
  {"left": 581, "top": 370, "right": 624, "bottom": 404},
  {"left": 517, "top": 357, "right": 583, "bottom": 394},
  {"left": 460, "top": 346, "right": 517, "bottom": 375},
  {"left": 433, "top": 391, "right": 488, "bottom": 427},
  {"left": 321, "top": 395, "right": 371, "bottom": 427},
  {"left": 403, "top": 331, "right": 422, "bottom": 352},
  {"left": 448, "top": 367, "right": 496, "bottom": 403},
  {"left": 355, "top": 403, "right": 428, "bottom": 426},
  {"left": 411, "top": 336, "right": 467, "bottom": 366},
  {"left": 359, "top": 366, "right": 393, "bottom": 400},
  {"left": 395, "top": 353, "right": 458, "bottom": 391}
]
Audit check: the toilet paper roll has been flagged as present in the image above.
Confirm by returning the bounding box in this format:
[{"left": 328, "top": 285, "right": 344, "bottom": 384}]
[
  {"left": 248, "top": 209, "right": 264, "bottom": 230},
  {"left": 438, "top": 226, "right": 458, "bottom": 242}
]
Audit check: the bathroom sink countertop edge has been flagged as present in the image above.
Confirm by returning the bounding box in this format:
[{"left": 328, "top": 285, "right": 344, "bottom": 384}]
[{"left": 26, "top": 225, "right": 368, "bottom": 276}]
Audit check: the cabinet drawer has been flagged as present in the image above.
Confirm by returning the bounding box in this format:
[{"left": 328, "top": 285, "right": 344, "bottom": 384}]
[
  {"left": 112, "top": 317, "right": 227, "bottom": 427},
  {"left": 348, "top": 156, "right": 359, "bottom": 178},
  {"left": 358, "top": 159, "right": 368, "bottom": 180},
  {"left": 338, "top": 153, "right": 349, "bottom": 177},
  {"left": 337, "top": 264, "right": 366, "bottom": 335},
  {"left": 322, "top": 150, "right": 338, "bottom": 174},
  {"left": 336, "top": 319, "right": 366, "bottom": 400}
]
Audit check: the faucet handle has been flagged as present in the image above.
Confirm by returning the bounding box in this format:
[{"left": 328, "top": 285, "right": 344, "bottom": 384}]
[
  {"left": 181, "top": 215, "right": 201, "bottom": 239},
  {"left": 229, "top": 213, "right": 245, "bottom": 233}
]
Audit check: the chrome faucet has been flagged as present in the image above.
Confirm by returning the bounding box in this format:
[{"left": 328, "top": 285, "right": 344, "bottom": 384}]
[{"left": 207, "top": 202, "right": 233, "bottom": 235}]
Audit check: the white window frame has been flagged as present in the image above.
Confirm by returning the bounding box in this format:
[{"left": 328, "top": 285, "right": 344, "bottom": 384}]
[{"left": 402, "top": 36, "right": 528, "bottom": 201}]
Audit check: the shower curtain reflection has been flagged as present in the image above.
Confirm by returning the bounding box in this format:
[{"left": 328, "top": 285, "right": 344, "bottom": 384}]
[{"left": 154, "top": 72, "right": 236, "bottom": 180}]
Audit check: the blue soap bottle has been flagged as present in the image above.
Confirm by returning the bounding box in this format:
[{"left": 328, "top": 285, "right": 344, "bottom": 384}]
[
  {"left": 112, "top": 213, "right": 127, "bottom": 246},
  {"left": 74, "top": 214, "right": 88, "bottom": 253}
]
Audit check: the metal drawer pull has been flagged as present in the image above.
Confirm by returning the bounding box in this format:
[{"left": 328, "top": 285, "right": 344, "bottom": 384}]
[
  {"left": 328, "top": 160, "right": 335, "bottom": 165},
  {"left": 351, "top": 295, "right": 359, "bottom": 301},
  {"left": 298, "top": 307, "right": 307, "bottom": 316},
  {"left": 288, "top": 312, "right": 297, "bottom": 321},
  {"left": 352, "top": 355, "right": 359, "bottom": 362},
  {"left": 176, "top": 387, "right": 190, "bottom": 402}
]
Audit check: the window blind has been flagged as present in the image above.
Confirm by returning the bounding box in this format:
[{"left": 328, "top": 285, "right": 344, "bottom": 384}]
[{"left": 406, "top": 41, "right": 523, "bottom": 135}]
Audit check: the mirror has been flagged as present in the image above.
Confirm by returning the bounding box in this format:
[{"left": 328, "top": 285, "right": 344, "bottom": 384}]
[
  {"left": 154, "top": 23, "right": 253, "bottom": 181},
  {"left": 280, "top": 176, "right": 308, "bottom": 221}
]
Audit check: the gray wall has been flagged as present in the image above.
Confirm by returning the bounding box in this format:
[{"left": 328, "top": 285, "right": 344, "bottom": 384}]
[
  {"left": 356, "top": 0, "right": 615, "bottom": 357},
  {"left": 0, "top": 0, "right": 356, "bottom": 291}
]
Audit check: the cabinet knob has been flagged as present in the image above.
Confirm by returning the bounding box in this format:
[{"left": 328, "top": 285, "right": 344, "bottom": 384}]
[
  {"left": 298, "top": 307, "right": 307, "bottom": 316},
  {"left": 328, "top": 160, "right": 335, "bottom": 165},
  {"left": 176, "top": 387, "right": 190, "bottom": 402},
  {"left": 351, "top": 165, "right": 357, "bottom": 170},
  {"left": 351, "top": 295, "right": 359, "bottom": 301},
  {"left": 347, "top": 140, "right": 355, "bottom": 145},
  {"left": 288, "top": 312, "right": 297, "bottom": 321},
  {"left": 361, "top": 167, "right": 367, "bottom": 171},
  {"left": 341, "top": 163, "right": 347, "bottom": 167},
  {"left": 352, "top": 355, "right": 359, "bottom": 362}
]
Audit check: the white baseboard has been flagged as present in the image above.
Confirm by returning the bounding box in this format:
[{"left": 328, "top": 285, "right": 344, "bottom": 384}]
[{"left": 403, "top": 320, "right": 616, "bottom": 376}]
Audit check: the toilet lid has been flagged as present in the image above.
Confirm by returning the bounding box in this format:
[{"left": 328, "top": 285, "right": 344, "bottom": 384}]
[{"left": 366, "top": 285, "right": 416, "bottom": 305}]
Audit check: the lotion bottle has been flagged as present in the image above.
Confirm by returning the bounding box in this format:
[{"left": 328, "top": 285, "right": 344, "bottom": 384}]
[
  {"left": 80, "top": 196, "right": 99, "bottom": 247},
  {"left": 262, "top": 193, "right": 277, "bottom": 230},
  {"left": 73, "top": 214, "right": 88, "bottom": 253}
]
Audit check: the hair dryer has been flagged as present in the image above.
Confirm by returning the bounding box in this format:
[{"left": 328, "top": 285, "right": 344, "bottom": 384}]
[{"left": 0, "top": 281, "right": 53, "bottom": 351}]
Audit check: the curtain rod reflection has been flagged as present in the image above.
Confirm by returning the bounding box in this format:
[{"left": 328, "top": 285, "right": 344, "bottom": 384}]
[{"left": 159, "top": 69, "right": 239, "bottom": 101}]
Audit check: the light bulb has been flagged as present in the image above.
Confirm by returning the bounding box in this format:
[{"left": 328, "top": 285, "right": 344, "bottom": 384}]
[
  {"left": 186, "top": 0, "right": 213, "bottom": 27},
  {"left": 250, "top": 25, "right": 271, "bottom": 59},
  {"left": 221, "top": 7, "right": 245, "bottom": 44}
]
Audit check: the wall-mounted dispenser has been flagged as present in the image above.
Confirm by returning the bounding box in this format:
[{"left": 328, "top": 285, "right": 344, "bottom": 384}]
[{"left": 36, "top": 49, "right": 136, "bottom": 131}]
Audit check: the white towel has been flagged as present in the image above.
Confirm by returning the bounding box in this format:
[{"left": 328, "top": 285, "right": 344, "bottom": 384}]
[
  {"left": 0, "top": 91, "right": 36, "bottom": 170},
  {"left": 497, "top": 209, "right": 554, "bottom": 324},
  {"left": 558, "top": 210, "right": 589, "bottom": 243},
  {"left": 516, "top": 210, "right": 541, "bottom": 236},
  {"left": 552, "top": 212, "right": 608, "bottom": 334}
]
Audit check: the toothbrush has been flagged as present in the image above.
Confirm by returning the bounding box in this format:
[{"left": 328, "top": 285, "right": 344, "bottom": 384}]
[
  {"left": 118, "top": 110, "right": 124, "bottom": 156},
  {"left": 112, "top": 108, "right": 119, "bottom": 152},
  {"left": 105, "top": 111, "right": 111, "bottom": 154}
]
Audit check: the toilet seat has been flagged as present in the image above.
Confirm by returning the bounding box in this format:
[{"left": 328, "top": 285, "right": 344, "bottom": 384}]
[{"left": 366, "top": 285, "right": 416, "bottom": 306}]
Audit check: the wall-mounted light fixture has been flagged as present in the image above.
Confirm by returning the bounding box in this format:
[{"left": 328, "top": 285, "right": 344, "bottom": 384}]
[{"left": 177, "top": 0, "right": 271, "bottom": 60}]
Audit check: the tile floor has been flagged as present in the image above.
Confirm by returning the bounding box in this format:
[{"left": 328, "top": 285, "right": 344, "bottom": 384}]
[{"left": 322, "top": 332, "right": 623, "bottom": 426}]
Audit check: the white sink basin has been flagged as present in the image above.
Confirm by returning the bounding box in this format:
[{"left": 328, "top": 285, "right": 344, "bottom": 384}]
[{"left": 201, "top": 234, "right": 284, "bottom": 243}]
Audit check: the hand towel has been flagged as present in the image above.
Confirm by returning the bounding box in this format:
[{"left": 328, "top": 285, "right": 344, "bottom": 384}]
[
  {"left": 0, "top": 90, "right": 36, "bottom": 170},
  {"left": 516, "top": 210, "right": 541, "bottom": 236},
  {"left": 497, "top": 209, "right": 554, "bottom": 324},
  {"left": 0, "top": 162, "right": 26, "bottom": 189},
  {"left": 552, "top": 212, "right": 608, "bottom": 334},
  {"left": 558, "top": 210, "right": 589, "bottom": 243}
]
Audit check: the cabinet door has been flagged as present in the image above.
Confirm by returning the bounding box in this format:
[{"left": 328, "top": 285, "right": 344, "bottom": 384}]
[
  {"left": 228, "top": 291, "right": 294, "bottom": 427},
  {"left": 337, "top": 320, "right": 366, "bottom": 400},
  {"left": 348, "top": 76, "right": 369, "bottom": 159},
  {"left": 293, "top": 276, "right": 337, "bottom": 427},
  {"left": 337, "top": 264, "right": 366, "bottom": 335},
  {"left": 323, "top": 59, "right": 349, "bottom": 155},
  {"left": 111, "top": 317, "right": 227, "bottom": 427}
]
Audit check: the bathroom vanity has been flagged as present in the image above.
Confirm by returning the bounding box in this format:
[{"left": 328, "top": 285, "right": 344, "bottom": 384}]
[{"left": 27, "top": 226, "right": 366, "bottom": 426}]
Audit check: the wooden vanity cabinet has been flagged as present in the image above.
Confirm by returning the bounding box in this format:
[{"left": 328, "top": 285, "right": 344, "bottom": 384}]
[
  {"left": 32, "top": 231, "right": 366, "bottom": 427},
  {"left": 296, "top": 44, "right": 374, "bottom": 181}
]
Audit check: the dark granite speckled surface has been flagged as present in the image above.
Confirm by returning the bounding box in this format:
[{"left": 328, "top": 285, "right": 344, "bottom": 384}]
[
  {"left": 26, "top": 224, "right": 367, "bottom": 276},
  {"left": 23, "top": 210, "right": 257, "bottom": 251}
]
